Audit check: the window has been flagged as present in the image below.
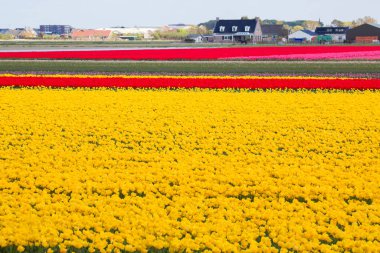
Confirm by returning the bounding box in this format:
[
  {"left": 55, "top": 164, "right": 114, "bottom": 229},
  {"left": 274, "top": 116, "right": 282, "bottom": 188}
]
[
  {"left": 245, "top": 26, "right": 250, "bottom": 32},
  {"left": 223, "top": 36, "right": 232, "bottom": 40},
  {"left": 232, "top": 26, "right": 238, "bottom": 32},
  {"left": 219, "top": 26, "right": 225, "bottom": 32}
]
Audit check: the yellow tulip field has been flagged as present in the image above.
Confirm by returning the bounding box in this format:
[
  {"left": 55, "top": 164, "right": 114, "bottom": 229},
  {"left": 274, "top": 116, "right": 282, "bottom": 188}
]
[{"left": 0, "top": 87, "right": 379, "bottom": 253}]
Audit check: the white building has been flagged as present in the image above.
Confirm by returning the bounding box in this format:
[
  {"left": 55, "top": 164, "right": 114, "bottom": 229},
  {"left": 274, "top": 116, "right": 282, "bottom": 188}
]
[
  {"left": 288, "top": 30, "right": 316, "bottom": 42},
  {"left": 315, "top": 27, "right": 349, "bottom": 43}
]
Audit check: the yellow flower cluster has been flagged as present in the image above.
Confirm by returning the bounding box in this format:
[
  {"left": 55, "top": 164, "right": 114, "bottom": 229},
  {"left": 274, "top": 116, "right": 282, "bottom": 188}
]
[{"left": 0, "top": 88, "right": 379, "bottom": 253}]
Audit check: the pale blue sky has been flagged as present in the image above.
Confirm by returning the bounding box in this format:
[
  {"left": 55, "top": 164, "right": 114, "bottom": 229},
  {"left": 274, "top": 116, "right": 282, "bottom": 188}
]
[{"left": 1, "top": 0, "right": 379, "bottom": 28}]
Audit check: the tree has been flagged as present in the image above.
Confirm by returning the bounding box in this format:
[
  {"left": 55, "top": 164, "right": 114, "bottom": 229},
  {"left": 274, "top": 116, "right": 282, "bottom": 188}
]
[
  {"left": 331, "top": 19, "right": 344, "bottom": 27},
  {"left": 0, "top": 34, "right": 14, "bottom": 40},
  {"left": 352, "top": 16, "right": 378, "bottom": 27},
  {"left": 292, "top": 26, "right": 304, "bottom": 33},
  {"left": 187, "top": 25, "right": 210, "bottom": 35},
  {"left": 19, "top": 28, "right": 37, "bottom": 39},
  {"left": 302, "top": 21, "right": 320, "bottom": 30}
]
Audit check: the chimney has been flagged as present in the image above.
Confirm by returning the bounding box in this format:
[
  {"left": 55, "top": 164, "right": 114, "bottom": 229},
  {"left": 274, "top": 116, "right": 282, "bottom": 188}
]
[{"left": 216, "top": 17, "right": 220, "bottom": 21}]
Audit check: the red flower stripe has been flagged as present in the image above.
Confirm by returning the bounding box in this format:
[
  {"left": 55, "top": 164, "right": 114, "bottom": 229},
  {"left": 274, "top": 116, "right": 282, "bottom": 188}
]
[
  {"left": 1, "top": 46, "right": 380, "bottom": 60},
  {"left": 0, "top": 76, "right": 379, "bottom": 89}
]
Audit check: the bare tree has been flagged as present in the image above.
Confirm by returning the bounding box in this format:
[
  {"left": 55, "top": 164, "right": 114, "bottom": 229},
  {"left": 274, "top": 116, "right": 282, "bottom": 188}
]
[
  {"left": 331, "top": 19, "right": 344, "bottom": 27},
  {"left": 352, "top": 16, "right": 378, "bottom": 27}
]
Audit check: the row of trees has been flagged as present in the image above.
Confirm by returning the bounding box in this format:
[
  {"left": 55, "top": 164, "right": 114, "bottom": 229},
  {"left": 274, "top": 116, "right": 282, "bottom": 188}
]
[
  {"left": 151, "top": 26, "right": 210, "bottom": 40},
  {"left": 331, "top": 16, "right": 377, "bottom": 28}
]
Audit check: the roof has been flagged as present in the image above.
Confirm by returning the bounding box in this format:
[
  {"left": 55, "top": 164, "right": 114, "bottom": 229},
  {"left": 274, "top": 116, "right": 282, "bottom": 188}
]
[
  {"left": 261, "top": 24, "right": 287, "bottom": 36},
  {"left": 213, "top": 19, "right": 258, "bottom": 34},
  {"left": 315, "top": 27, "right": 349, "bottom": 35},
  {"left": 71, "top": 29, "right": 112, "bottom": 38},
  {"left": 370, "top": 23, "right": 380, "bottom": 29},
  {"left": 301, "top": 30, "right": 316, "bottom": 36}
]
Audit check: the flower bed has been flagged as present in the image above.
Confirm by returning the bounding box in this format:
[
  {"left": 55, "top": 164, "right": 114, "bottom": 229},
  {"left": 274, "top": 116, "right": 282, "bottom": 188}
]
[
  {"left": 0, "top": 46, "right": 380, "bottom": 60},
  {"left": 0, "top": 88, "right": 379, "bottom": 252},
  {"left": 224, "top": 50, "right": 380, "bottom": 60},
  {"left": 0, "top": 73, "right": 379, "bottom": 89}
]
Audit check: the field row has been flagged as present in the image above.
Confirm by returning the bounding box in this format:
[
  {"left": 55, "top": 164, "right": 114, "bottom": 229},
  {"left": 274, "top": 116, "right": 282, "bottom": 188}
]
[
  {"left": 0, "top": 88, "right": 379, "bottom": 252},
  {"left": 1, "top": 46, "right": 380, "bottom": 60},
  {"left": 1, "top": 74, "right": 380, "bottom": 89},
  {"left": 1, "top": 61, "right": 380, "bottom": 75}
]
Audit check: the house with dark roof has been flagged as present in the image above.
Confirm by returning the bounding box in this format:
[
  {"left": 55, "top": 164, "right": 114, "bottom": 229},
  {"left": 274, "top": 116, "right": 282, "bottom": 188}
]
[
  {"left": 288, "top": 30, "right": 316, "bottom": 42},
  {"left": 261, "top": 24, "right": 289, "bottom": 42},
  {"left": 315, "top": 27, "right": 349, "bottom": 43},
  {"left": 346, "top": 23, "right": 380, "bottom": 43},
  {"left": 212, "top": 18, "right": 262, "bottom": 43}
]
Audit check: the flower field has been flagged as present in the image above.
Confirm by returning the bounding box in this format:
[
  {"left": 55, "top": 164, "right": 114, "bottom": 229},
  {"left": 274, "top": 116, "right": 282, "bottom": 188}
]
[
  {"left": 0, "top": 46, "right": 379, "bottom": 60},
  {"left": 1, "top": 73, "right": 380, "bottom": 89},
  {"left": 0, "top": 87, "right": 379, "bottom": 253},
  {"left": 1, "top": 45, "right": 380, "bottom": 252}
]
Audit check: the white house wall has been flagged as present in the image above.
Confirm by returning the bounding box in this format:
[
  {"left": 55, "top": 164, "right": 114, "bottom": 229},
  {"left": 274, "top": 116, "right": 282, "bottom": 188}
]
[{"left": 288, "top": 31, "right": 314, "bottom": 41}]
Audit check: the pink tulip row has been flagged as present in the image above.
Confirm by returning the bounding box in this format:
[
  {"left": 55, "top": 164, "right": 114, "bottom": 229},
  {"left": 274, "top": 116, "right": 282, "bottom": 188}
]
[{"left": 224, "top": 50, "right": 380, "bottom": 60}]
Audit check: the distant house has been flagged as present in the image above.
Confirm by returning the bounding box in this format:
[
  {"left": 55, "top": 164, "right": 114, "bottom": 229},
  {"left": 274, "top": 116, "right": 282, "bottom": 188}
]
[
  {"left": 213, "top": 18, "right": 262, "bottom": 43},
  {"left": 71, "top": 29, "right": 113, "bottom": 40},
  {"left": 288, "top": 30, "right": 316, "bottom": 42},
  {"left": 346, "top": 23, "right": 380, "bottom": 43},
  {"left": 184, "top": 34, "right": 203, "bottom": 43},
  {"left": 40, "top": 25, "right": 72, "bottom": 35},
  {"left": 261, "top": 24, "right": 289, "bottom": 42},
  {"left": 315, "top": 27, "right": 349, "bottom": 43}
]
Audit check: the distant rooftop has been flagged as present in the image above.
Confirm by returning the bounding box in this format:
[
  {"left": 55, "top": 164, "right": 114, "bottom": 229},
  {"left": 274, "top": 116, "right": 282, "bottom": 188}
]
[{"left": 301, "top": 30, "right": 316, "bottom": 36}]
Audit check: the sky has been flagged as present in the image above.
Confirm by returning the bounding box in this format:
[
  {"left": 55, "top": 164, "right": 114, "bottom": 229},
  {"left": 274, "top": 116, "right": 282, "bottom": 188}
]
[{"left": 1, "top": 0, "right": 379, "bottom": 28}]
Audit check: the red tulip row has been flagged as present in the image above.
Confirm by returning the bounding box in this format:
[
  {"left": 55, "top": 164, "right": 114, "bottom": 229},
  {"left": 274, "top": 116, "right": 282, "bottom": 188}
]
[
  {"left": 0, "top": 46, "right": 380, "bottom": 60},
  {"left": 0, "top": 74, "right": 379, "bottom": 89}
]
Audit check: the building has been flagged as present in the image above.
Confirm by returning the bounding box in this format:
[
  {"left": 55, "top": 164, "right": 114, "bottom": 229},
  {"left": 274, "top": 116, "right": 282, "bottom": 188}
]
[
  {"left": 346, "top": 23, "right": 380, "bottom": 43},
  {"left": 261, "top": 24, "right": 289, "bottom": 42},
  {"left": 213, "top": 18, "right": 262, "bottom": 43},
  {"left": 184, "top": 34, "right": 204, "bottom": 43},
  {"left": 40, "top": 25, "right": 72, "bottom": 35},
  {"left": 71, "top": 29, "right": 113, "bottom": 40},
  {"left": 288, "top": 30, "right": 316, "bottom": 42},
  {"left": 315, "top": 27, "right": 349, "bottom": 43}
]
